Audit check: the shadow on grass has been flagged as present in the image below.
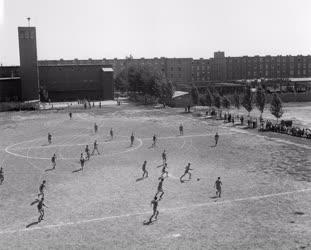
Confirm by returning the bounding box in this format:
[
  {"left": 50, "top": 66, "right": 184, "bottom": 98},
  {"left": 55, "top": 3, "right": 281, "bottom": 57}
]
[
  {"left": 41, "top": 143, "right": 49, "bottom": 147},
  {"left": 180, "top": 179, "right": 189, "bottom": 183},
  {"left": 210, "top": 145, "right": 217, "bottom": 148},
  {"left": 210, "top": 196, "right": 219, "bottom": 199},
  {"left": 72, "top": 168, "right": 83, "bottom": 173},
  {"left": 156, "top": 164, "right": 163, "bottom": 168},
  {"left": 45, "top": 168, "right": 55, "bottom": 172},
  {"left": 26, "top": 221, "right": 39, "bottom": 228},
  {"left": 136, "top": 177, "right": 145, "bottom": 182},
  {"left": 143, "top": 220, "right": 155, "bottom": 225},
  {"left": 30, "top": 199, "right": 39, "bottom": 206}
]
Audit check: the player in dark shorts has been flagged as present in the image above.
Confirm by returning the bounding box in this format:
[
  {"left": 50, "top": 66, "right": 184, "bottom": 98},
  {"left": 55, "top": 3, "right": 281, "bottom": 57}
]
[
  {"left": 51, "top": 153, "right": 56, "bottom": 169},
  {"left": 110, "top": 128, "right": 114, "bottom": 140},
  {"left": 148, "top": 196, "right": 159, "bottom": 223},
  {"left": 142, "top": 160, "right": 148, "bottom": 178},
  {"left": 0, "top": 167, "right": 4, "bottom": 185},
  {"left": 155, "top": 178, "right": 165, "bottom": 200},
  {"left": 160, "top": 163, "right": 168, "bottom": 179},
  {"left": 48, "top": 133, "right": 52, "bottom": 144},
  {"left": 69, "top": 112, "right": 72, "bottom": 119},
  {"left": 214, "top": 132, "right": 219, "bottom": 146},
  {"left": 179, "top": 123, "right": 184, "bottom": 136},
  {"left": 214, "top": 177, "right": 222, "bottom": 198},
  {"left": 80, "top": 153, "right": 85, "bottom": 170},
  {"left": 162, "top": 150, "right": 167, "bottom": 165},
  {"left": 85, "top": 145, "right": 90, "bottom": 160},
  {"left": 180, "top": 163, "right": 193, "bottom": 182},
  {"left": 37, "top": 197, "right": 48, "bottom": 223},
  {"left": 130, "top": 132, "right": 135, "bottom": 147},
  {"left": 94, "top": 123, "right": 98, "bottom": 134},
  {"left": 91, "top": 140, "right": 100, "bottom": 155},
  {"left": 152, "top": 134, "right": 157, "bottom": 147},
  {"left": 38, "top": 180, "right": 46, "bottom": 198}
]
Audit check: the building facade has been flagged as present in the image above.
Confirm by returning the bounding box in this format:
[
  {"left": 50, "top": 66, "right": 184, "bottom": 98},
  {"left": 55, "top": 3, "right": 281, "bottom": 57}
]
[
  {"left": 18, "top": 27, "right": 40, "bottom": 101},
  {"left": 39, "top": 64, "right": 114, "bottom": 101},
  {"left": 38, "top": 52, "right": 311, "bottom": 86},
  {"left": 0, "top": 26, "right": 114, "bottom": 102}
]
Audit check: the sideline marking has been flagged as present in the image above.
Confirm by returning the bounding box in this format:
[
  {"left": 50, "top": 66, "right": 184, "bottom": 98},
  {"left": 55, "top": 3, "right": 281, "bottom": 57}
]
[
  {"left": 0, "top": 187, "right": 310, "bottom": 235},
  {"left": 223, "top": 126, "right": 311, "bottom": 150}
]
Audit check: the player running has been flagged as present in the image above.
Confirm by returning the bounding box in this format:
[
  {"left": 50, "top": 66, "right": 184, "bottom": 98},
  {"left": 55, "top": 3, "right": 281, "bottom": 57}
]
[
  {"left": 214, "top": 132, "right": 219, "bottom": 146},
  {"left": 0, "top": 167, "right": 4, "bottom": 185},
  {"left": 94, "top": 123, "right": 98, "bottom": 134},
  {"left": 37, "top": 197, "right": 48, "bottom": 223},
  {"left": 152, "top": 134, "right": 157, "bottom": 147},
  {"left": 130, "top": 132, "right": 135, "bottom": 147},
  {"left": 51, "top": 153, "right": 56, "bottom": 169},
  {"left": 180, "top": 163, "right": 193, "bottom": 182},
  {"left": 160, "top": 163, "right": 168, "bottom": 179},
  {"left": 148, "top": 196, "right": 159, "bottom": 223},
  {"left": 38, "top": 180, "right": 46, "bottom": 198},
  {"left": 155, "top": 178, "right": 165, "bottom": 201},
  {"left": 214, "top": 177, "right": 222, "bottom": 198},
  {"left": 85, "top": 145, "right": 90, "bottom": 160},
  {"left": 69, "top": 112, "right": 72, "bottom": 119},
  {"left": 110, "top": 128, "right": 114, "bottom": 140},
  {"left": 179, "top": 123, "right": 184, "bottom": 136},
  {"left": 48, "top": 133, "right": 52, "bottom": 144},
  {"left": 142, "top": 160, "right": 148, "bottom": 178},
  {"left": 162, "top": 150, "right": 167, "bottom": 165},
  {"left": 91, "top": 140, "right": 100, "bottom": 155},
  {"left": 80, "top": 153, "right": 85, "bottom": 170}
]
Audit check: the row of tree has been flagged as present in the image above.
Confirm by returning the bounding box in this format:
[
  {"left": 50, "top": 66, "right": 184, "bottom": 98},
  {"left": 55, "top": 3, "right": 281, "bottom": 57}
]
[
  {"left": 115, "top": 65, "right": 174, "bottom": 105},
  {"left": 191, "top": 85, "right": 284, "bottom": 121}
]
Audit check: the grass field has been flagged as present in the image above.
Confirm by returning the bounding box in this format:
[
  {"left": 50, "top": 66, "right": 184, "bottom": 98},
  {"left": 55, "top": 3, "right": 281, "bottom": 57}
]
[{"left": 0, "top": 104, "right": 311, "bottom": 249}]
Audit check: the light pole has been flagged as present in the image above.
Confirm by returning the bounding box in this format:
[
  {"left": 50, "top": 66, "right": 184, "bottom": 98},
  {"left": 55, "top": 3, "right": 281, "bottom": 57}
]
[{"left": 27, "top": 17, "right": 31, "bottom": 27}]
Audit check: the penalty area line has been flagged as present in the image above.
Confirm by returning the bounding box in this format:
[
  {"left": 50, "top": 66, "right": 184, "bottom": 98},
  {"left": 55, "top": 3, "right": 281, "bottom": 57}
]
[{"left": 0, "top": 187, "right": 310, "bottom": 235}]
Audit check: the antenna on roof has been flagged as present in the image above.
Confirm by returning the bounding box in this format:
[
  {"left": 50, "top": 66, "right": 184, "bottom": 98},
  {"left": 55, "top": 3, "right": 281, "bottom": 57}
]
[{"left": 27, "top": 17, "right": 31, "bottom": 27}]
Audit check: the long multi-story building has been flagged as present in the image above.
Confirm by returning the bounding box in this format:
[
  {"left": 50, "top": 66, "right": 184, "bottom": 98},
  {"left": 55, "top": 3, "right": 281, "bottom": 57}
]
[
  {"left": 2, "top": 51, "right": 311, "bottom": 102},
  {"left": 36, "top": 52, "right": 311, "bottom": 85}
]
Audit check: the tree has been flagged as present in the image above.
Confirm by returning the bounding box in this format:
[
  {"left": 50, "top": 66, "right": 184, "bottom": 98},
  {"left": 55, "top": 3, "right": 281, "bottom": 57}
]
[
  {"left": 114, "top": 69, "right": 129, "bottom": 92},
  {"left": 233, "top": 91, "right": 241, "bottom": 110},
  {"left": 255, "top": 87, "right": 266, "bottom": 119},
  {"left": 118, "top": 64, "right": 174, "bottom": 105},
  {"left": 222, "top": 96, "right": 230, "bottom": 109},
  {"left": 270, "top": 93, "right": 284, "bottom": 123},
  {"left": 158, "top": 79, "right": 174, "bottom": 106},
  {"left": 242, "top": 86, "right": 254, "bottom": 116},
  {"left": 199, "top": 95, "right": 206, "bottom": 106},
  {"left": 205, "top": 87, "right": 214, "bottom": 107},
  {"left": 214, "top": 95, "right": 221, "bottom": 110},
  {"left": 190, "top": 85, "right": 199, "bottom": 105}
]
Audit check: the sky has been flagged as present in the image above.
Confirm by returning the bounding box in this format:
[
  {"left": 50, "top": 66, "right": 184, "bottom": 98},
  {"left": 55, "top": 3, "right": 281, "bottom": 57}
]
[{"left": 0, "top": 0, "right": 311, "bottom": 65}]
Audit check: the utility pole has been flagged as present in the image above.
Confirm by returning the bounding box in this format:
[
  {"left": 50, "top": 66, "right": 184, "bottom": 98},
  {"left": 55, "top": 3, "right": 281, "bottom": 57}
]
[{"left": 27, "top": 17, "right": 31, "bottom": 27}]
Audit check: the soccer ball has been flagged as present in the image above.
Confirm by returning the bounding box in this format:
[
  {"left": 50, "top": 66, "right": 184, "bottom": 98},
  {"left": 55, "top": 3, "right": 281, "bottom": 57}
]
[{"left": 197, "top": 178, "right": 200, "bottom": 181}]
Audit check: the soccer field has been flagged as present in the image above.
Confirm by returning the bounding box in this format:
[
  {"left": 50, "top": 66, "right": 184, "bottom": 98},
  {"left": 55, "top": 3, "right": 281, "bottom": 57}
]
[{"left": 0, "top": 105, "right": 310, "bottom": 249}]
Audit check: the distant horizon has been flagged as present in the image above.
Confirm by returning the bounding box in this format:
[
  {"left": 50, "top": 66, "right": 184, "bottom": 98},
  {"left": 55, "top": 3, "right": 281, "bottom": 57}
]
[{"left": 1, "top": 0, "right": 311, "bottom": 65}]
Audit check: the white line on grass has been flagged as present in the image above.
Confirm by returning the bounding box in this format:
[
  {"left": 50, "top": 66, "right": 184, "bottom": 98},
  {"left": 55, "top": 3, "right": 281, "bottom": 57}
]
[
  {"left": 4, "top": 132, "right": 233, "bottom": 160},
  {"left": 1, "top": 187, "right": 310, "bottom": 235},
  {"left": 5, "top": 137, "right": 143, "bottom": 160},
  {"left": 225, "top": 126, "right": 311, "bottom": 150}
]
